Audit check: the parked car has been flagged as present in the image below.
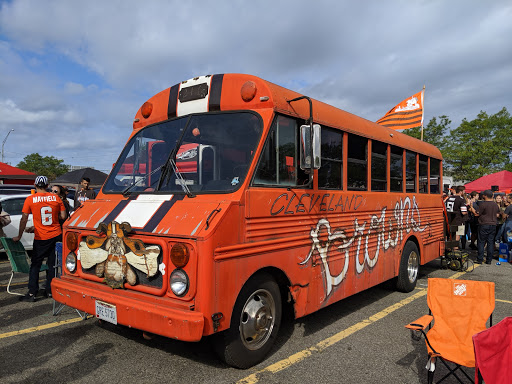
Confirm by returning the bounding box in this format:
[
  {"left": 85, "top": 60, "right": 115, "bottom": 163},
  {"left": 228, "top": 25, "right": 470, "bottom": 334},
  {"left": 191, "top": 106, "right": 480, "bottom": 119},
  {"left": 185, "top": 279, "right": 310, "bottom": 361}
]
[
  {"left": 0, "top": 184, "right": 35, "bottom": 195},
  {"left": 0, "top": 194, "right": 34, "bottom": 251}
]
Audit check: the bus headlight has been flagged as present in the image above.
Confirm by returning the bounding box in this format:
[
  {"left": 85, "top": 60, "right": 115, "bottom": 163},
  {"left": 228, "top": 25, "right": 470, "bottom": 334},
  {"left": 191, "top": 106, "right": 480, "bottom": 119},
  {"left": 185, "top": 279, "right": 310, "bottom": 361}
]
[
  {"left": 65, "top": 252, "right": 77, "bottom": 273},
  {"left": 170, "top": 243, "right": 189, "bottom": 268},
  {"left": 66, "top": 232, "right": 79, "bottom": 252},
  {"left": 170, "top": 269, "right": 189, "bottom": 297}
]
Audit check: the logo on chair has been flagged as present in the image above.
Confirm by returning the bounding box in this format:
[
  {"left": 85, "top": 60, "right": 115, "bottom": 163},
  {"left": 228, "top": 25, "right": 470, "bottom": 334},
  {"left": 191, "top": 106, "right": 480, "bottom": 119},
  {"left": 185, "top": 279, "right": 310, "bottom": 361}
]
[{"left": 453, "top": 282, "right": 467, "bottom": 296}]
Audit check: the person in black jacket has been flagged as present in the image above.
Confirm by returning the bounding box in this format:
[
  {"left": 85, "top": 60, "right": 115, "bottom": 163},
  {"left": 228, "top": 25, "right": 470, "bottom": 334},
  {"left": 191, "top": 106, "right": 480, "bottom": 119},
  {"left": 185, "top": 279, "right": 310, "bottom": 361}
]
[
  {"left": 445, "top": 185, "right": 468, "bottom": 249},
  {"left": 74, "top": 177, "right": 96, "bottom": 209},
  {"left": 475, "top": 190, "right": 500, "bottom": 264}
]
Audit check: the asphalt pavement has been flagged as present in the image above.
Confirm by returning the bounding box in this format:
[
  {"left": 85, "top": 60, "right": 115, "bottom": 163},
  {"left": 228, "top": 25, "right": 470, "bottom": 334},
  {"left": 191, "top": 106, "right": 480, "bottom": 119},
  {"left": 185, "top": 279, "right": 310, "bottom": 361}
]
[{"left": 1, "top": 249, "right": 511, "bottom": 384}]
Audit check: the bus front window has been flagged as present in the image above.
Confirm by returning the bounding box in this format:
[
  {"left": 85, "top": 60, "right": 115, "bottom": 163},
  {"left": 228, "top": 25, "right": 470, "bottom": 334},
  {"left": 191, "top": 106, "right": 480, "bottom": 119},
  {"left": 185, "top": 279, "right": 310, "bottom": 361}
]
[{"left": 103, "top": 112, "right": 262, "bottom": 194}]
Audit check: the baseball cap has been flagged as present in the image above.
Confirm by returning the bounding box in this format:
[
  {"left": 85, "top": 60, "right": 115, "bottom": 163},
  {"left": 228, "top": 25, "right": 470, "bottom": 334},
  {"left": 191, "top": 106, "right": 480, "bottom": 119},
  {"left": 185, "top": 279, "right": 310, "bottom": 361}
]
[{"left": 35, "top": 175, "right": 48, "bottom": 188}]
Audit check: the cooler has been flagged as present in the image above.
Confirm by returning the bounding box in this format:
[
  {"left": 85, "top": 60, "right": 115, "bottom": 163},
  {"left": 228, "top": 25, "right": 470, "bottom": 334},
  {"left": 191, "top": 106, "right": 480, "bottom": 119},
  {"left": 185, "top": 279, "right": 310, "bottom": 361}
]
[{"left": 498, "top": 243, "right": 509, "bottom": 263}]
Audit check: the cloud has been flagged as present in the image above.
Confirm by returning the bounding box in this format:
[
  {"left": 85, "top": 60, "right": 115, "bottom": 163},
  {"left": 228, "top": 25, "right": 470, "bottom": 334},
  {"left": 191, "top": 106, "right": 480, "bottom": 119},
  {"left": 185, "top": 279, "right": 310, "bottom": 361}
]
[
  {"left": 0, "top": 99, "right": 82, "bottom": 125},
  {"left": 0, "top": 0, "right": 511, "bottom": 170}
]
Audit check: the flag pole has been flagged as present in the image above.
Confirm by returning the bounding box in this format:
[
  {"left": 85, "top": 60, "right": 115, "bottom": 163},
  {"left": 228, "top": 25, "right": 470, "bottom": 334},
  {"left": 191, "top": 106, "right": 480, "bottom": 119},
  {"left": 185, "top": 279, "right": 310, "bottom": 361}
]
[{"left": 420, "top": 85, "right": 425, "bottom": 141}]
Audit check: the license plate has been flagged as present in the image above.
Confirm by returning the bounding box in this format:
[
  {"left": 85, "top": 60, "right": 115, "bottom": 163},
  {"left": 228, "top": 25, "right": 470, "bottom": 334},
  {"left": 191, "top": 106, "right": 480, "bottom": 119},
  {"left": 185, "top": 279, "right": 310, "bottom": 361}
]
[{"left": 95, "top": 300, "right": 117, "bottom": 325}]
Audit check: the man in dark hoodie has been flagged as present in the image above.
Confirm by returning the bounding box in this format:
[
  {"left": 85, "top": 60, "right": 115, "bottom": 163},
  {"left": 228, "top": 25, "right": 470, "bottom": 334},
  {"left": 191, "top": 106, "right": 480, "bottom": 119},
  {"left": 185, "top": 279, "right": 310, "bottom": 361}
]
[{"left": 475, "top": 189, "right": 500, "bottom": 264}]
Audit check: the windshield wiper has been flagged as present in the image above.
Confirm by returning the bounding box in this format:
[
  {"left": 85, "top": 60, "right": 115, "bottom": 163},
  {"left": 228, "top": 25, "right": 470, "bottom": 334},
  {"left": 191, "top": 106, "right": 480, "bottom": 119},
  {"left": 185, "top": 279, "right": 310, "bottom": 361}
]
[
  {"left": 168, "top": 157, "right": 195, "bottom": 198},
  {"left": 121, "top": 164, "right": 164, "bottom": 196}
]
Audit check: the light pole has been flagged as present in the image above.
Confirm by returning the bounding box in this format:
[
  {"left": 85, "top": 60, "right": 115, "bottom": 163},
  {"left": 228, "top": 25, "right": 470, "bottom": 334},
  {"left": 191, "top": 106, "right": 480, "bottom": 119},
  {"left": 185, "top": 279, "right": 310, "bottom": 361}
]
[{"left": 2, "top": 129, "right": 14, "bottom": 163}]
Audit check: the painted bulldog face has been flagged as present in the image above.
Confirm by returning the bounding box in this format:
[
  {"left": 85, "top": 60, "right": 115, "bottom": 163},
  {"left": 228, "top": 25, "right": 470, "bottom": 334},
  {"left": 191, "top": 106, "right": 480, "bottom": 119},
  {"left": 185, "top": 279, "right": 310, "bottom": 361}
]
[{"left": 82, "top": 221, "right": 160, "bottom": 289}]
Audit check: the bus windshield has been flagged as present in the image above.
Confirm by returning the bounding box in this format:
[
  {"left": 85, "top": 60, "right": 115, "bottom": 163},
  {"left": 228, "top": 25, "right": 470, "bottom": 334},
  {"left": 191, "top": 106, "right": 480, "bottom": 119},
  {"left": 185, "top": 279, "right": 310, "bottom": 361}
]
[{"left": 103, "top": 112, "right": 262, "bottom": 194}]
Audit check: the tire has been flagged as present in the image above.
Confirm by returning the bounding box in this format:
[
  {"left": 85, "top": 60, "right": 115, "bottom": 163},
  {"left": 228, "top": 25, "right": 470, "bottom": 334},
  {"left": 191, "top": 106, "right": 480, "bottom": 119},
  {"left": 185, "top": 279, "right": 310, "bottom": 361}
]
[
  {"left": 462, "top": 258, "right": 474, "bottom": 272},
  {"left": 396, "top": 241, "right": 420, "bottom": 292},
  {"left": 213, "top": 273, "right": 282, "bottom": 369}
]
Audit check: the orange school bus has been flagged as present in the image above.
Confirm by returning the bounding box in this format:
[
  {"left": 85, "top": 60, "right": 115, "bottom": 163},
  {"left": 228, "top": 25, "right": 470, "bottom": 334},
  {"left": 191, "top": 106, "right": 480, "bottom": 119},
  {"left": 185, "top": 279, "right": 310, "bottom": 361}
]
[{"left": 53, "top": 74, "right": 445, "bottom": 368}]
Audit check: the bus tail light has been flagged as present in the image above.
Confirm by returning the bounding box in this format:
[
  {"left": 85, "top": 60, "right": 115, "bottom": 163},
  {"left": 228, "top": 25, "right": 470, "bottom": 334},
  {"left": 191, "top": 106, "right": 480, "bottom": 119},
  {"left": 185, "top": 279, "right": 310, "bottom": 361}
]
[
  {"left": 66, "top": 232, "right": 79, "bottom": 252},
  {"left": 170, "top": 243, "right": 189, "bottom": 268},
  {"left": 65, "top": 252, "right": 77, "bottom": 273},
  {"left": 141, "top": 101, "right": 153, "bottom": 118},
  {"left": 170, "top": 269, "right": 189, "bottom": 296}
]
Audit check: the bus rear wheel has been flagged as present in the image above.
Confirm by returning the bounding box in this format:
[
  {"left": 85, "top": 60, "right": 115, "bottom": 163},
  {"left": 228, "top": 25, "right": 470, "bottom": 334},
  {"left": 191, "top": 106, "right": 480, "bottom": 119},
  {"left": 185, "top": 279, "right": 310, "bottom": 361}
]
[
  {"left": 396, "top": 241, "right": 419, "bottom": 292},
  {"left": 213, "top": 273, "right": 282, "bottom": 369}
]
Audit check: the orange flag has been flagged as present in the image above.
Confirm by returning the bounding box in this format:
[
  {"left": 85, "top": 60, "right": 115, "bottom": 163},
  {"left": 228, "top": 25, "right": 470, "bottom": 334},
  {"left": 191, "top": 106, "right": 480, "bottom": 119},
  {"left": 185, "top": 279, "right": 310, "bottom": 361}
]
[{"left": 376, "top": 88, "right": 424, "bottom": 130}]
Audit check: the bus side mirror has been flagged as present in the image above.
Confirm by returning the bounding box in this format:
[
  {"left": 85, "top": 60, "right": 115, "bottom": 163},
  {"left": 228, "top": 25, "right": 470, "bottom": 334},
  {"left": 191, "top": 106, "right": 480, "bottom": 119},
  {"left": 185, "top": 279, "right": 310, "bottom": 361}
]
[{"left": 300, "top": 124, "right": 321, "bottom": 170}]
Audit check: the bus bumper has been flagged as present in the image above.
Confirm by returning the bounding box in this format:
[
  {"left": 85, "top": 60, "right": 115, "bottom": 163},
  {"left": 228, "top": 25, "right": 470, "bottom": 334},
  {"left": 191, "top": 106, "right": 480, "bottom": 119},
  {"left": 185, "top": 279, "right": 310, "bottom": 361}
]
[{"left": 52, "top": 278, "right": 204, "bottom": 342}]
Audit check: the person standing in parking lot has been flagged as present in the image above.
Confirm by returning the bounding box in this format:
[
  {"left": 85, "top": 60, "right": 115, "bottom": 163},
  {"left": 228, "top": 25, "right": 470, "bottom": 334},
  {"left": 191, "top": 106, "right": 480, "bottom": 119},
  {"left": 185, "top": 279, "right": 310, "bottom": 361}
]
[
  {"left": 0, "top": 201, "right": 11, "bottom": 251},
  {"left": 475, "top": 189, "right": 500, "bottom": 264},
  {"left": 0, "top": 201, "right": 11, "bottom": 237},
  {"left": 74, "top": 177, "right": 96, "bottom": 209},
  {"left": 51, "top": 185, "right": 71, "bottom": 226},
  {"left": 14, "top": 176, "right": 66, "bottom": 302}
]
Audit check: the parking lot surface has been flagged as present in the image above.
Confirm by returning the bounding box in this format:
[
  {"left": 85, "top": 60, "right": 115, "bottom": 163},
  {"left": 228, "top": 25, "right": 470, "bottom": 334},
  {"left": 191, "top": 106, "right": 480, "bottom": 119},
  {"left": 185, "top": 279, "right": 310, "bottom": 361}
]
[{"left": 1, "top": 252, "right": 511, "bottom": 384}]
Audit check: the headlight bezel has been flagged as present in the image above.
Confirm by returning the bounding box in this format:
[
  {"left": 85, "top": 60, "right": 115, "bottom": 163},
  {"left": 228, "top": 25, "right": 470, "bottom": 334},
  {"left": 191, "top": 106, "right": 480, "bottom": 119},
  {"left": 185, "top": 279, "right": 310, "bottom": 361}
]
[
  {"left": 65, "top": 252, "right": 77, "bottom": 273},
  {"left": 170, "top": 268, "right": 189, "bottom": 297}
]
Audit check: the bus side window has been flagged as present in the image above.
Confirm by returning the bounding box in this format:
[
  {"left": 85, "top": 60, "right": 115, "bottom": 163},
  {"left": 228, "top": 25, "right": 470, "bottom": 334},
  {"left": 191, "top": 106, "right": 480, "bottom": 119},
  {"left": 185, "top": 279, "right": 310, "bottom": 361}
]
[
  {"left": 430, "top": 158, "right": 441, "bottom": 194},
  {"left": 254, "top": 115, "right": 308, "bottom": 187},
  {"left": 406, "top": 151, "right": 417, "bottom": 193},
  {"left": 347, "top": 133, "right": 367, "bottom": 191},
  {"left": 390, "top": 146, "right": 403, "bottom": 192},
  {"left": 319, "top": 127, "right": 342, "bottom": 189},
  {"left": 371, "top": 140, "right": 387, "bottom": 192},
  {"left": 419, "top": 154, "right": 428, "bottom": 193}
]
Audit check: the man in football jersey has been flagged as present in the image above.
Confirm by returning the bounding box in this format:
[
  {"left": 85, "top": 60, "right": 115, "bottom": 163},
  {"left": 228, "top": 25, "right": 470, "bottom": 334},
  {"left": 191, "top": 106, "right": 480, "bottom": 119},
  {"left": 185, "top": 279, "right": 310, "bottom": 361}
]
[
  {"left": 445, "top": 185, "right": 468, "bottom": 249},
  {"left": 14, "top": 176, "right": 66, "bottom": 302}
]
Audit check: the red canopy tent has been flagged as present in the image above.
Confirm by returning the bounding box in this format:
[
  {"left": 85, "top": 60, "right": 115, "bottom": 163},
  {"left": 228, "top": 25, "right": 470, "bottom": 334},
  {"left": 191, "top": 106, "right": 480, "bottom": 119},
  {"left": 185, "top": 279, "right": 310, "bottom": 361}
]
[
  {"left": 464, "top": 170, "right": 512, "bottom": 193},
  {"left": 0, "top": 162, "right": 36, "bottom": 185}
]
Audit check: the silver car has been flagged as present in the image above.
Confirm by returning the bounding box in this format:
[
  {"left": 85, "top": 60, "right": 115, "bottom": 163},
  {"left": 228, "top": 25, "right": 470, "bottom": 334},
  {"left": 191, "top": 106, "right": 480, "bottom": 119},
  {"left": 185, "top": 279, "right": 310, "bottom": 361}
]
[{"left": 0, "top": 194, "right": 34, "bottom": 251}]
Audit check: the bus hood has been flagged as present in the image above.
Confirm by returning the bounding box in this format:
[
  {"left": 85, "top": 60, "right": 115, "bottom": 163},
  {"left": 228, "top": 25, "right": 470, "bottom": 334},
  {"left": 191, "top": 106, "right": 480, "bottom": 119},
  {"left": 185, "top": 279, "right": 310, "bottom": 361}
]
[{"left": 66, "top": 194, "right": 227, "bottom": 238}]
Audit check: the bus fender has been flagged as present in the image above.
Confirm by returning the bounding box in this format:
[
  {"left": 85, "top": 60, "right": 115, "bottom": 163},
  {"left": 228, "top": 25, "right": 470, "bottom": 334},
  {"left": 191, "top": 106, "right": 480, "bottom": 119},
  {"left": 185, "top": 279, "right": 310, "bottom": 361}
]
[
  {"left": 398, "top": 235, "right": 422, "bottom": 272},
  {"left": 289, "top": 283, "right": 309, "bottom": 318}
]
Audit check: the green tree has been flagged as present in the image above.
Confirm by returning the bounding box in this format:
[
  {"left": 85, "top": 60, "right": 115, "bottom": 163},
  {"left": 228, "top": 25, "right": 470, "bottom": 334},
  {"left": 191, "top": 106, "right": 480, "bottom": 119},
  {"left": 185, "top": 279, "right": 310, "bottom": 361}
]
[
  {"left": 17, "top": 153, "right": 69, "bottom": 180},
  {"left": 443, "top": 107, "right": 512, "bottom": 182},
  {"left": 403, "top": 115, "right": 451, "bottom": 153}
]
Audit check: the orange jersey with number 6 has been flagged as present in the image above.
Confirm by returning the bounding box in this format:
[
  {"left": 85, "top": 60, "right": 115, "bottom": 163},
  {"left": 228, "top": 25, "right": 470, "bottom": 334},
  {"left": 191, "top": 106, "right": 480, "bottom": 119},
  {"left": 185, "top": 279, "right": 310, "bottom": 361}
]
[{"left": 22, "top": 192, "right": 65, "bottom": 240}]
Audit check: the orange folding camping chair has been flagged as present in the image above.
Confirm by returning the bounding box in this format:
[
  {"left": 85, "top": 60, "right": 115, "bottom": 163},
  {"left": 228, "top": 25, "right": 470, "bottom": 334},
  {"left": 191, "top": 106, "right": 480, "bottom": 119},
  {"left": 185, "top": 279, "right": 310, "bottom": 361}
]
[
  {"left": 406, "top": 278, "right": 495, "bottom": 384},
  {"left": 473, "top": 316, "right": 512, "bottom": 384}
]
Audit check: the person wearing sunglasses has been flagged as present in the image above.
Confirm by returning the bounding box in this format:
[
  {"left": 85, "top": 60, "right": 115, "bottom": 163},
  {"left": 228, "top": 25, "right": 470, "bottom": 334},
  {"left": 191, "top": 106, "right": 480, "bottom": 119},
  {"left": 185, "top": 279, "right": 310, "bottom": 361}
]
[{"left": 51, "top": 185, "right": 71, "bottom": 225}]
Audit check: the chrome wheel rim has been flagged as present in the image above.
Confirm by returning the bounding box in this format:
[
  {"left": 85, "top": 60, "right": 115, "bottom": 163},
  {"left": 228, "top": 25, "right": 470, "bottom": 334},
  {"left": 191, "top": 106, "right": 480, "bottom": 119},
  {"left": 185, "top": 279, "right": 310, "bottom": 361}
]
[
  {"left": 407, "top": 251, "right": 419, "bottom": 283},
  {"left": 240, "top": 288, "right": 276, "bottom": 350}
]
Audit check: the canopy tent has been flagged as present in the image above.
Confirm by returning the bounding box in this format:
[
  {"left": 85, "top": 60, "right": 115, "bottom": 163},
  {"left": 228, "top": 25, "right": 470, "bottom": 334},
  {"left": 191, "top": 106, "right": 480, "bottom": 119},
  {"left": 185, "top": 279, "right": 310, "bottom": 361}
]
[
  {"left": 464, "top": 170, "right": 512, "bottom": 193},
  {"left": 0, "top": 162, "right": 36, "bottom": 185},
  {"left": 51, "top": 168, "right": 108, "bottom": 187}
]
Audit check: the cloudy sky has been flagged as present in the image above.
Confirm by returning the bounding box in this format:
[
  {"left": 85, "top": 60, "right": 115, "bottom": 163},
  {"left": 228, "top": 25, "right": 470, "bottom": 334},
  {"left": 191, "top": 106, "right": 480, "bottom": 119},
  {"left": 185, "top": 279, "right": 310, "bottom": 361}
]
[{"left": 0, "top": 0, "right": 511, "bottom": 172}]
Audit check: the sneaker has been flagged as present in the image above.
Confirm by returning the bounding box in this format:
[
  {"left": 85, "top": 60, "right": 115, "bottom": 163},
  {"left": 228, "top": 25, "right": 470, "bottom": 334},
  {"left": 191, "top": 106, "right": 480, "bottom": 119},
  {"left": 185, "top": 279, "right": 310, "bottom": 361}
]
[
  {"left": 19, "top": 293, "right": 36, "bottom": 302},
  {"left": 40, "top": 289, "right": 52, "bottom": 299}
]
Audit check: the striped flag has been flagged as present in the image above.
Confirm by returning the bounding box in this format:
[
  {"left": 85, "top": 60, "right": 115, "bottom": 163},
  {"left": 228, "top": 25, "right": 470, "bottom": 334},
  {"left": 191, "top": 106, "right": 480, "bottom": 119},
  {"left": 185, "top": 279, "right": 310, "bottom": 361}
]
[{"left": 376, "top": 88, "right": 424, "bottom": 130}]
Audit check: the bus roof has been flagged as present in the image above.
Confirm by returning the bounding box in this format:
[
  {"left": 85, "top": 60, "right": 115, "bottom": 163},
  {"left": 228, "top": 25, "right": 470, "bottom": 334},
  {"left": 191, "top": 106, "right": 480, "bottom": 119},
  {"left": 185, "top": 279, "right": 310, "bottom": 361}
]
[{"left": 133, "top": 73, "right": 442, "bottom": 159}]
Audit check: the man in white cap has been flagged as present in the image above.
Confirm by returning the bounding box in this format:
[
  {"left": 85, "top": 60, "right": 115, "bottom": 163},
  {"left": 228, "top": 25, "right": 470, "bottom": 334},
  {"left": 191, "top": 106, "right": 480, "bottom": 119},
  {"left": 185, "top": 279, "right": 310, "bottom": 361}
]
[{"left": 14, "top": 176, "right": 66, "bottom": 302}]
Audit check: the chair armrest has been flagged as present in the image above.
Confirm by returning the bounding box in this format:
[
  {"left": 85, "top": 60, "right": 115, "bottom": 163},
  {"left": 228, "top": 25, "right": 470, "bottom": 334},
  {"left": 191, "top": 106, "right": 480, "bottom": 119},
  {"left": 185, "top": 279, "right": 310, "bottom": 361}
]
[{"left": 405, "top": 315, "right": 434, "bottom": 331}]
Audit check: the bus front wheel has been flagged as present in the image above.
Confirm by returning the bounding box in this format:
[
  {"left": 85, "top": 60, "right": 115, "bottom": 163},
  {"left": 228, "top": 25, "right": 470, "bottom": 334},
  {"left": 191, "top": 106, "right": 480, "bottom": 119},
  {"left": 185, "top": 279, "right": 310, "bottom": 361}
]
[
  {"left": 396, "top": 241, "right": 419, "bottom": 292},
  {"left": 213, "top": 273, "right": 282, "bottom": 369}
]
